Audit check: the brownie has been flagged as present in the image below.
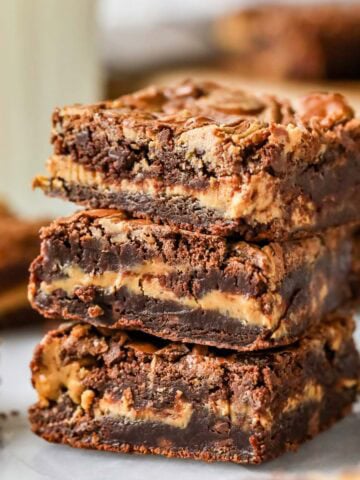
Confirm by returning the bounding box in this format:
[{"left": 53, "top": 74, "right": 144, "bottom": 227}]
[
  {"left": 0, "top": 200, "right": 13, "bottom": 217},
  {"left": 213, "top": 5, "right": 360, "bottom": 80},
  {"left": 351, "top": 229, "right": 360, "bottom": 303},
  {"left": 33, "top": 80, "right": 360, "bottom": 240},
  {"left": 28, "top": 209, "right": 353, "bottom": 351},
  {"left": 29, "top": 313, "right": 360, "bottom": 464},
  {"left": 0, "top": 208, "right": 46, "bottom": 328}
]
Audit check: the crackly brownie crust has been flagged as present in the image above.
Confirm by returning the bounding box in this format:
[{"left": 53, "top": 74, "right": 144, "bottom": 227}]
[
  {"left": 213, "top": 5, "right": 360, "bottom": 80},
  {"left": 29, "top": 209, "right": 353, "bottom": 351},
  {"left": 0, "top": 211, "right": 46, "bottom": 328},
  {"left": 29, "top": 314, "right": 360, "bottom": 464},
  {"left": 33, "top": 80, "right": 360, "bottom": 240}
]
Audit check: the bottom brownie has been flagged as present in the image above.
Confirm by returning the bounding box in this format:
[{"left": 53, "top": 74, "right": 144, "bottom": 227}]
[{"left": 29, "top": 313, "right": 360, "bottom": 464}]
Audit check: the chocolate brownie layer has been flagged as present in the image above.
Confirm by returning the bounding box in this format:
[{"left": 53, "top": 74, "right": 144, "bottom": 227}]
[
  {"left": 351, "top": 229, "right": 360, "bottom": 303},
  {"left": 0, "top": 209, "right": 46, "bottom": 328},
  {"left": 29, "top": 210, "right": 353, "bottom": 351},
  {"left": 33, "top": 80, "right": 360, "bottom": 240},
  {"left": 29, "top": 313, "right": 360, "bottom": 464},
  {"left": 214, "top": 5, "right": 360, "bottom": 80}
]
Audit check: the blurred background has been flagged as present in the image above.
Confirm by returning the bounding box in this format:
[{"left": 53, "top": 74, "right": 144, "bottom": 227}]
[{"left": 1, "top": 0, "right": 360, "bottom": 219}]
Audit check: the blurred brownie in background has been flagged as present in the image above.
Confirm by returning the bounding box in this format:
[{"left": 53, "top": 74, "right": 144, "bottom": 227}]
[
  {"left": 0, "top": 204, "right": 47, "bottom": 328},
  {"left": 213, "top": 4, "right": 360, "bottom": 80},
  {"left": 0, "top": 200, "right": 14, "bottom": 217}
]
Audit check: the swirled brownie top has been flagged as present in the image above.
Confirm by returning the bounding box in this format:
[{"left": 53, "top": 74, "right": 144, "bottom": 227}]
[
  {"left": 35, "top": 80, "right": 360, "bottom": 239},
  {"left": 53, "top": 79, "right": 354, "bottom": 134}
]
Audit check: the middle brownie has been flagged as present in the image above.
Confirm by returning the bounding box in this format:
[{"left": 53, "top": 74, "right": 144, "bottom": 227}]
[{"left": 29, "top": 209, "right": 352, "bottom": 351}]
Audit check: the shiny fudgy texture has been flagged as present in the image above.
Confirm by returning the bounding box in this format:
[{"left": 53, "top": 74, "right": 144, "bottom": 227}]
[
  {"left": 29, "top": 314, "right": 360, "bottom": 464},
  {"left": 34, "top": 80, "right": 360, "bottom": 239},
  {"left": 29, "top": 210, "right": 353, "bottom": 351}
]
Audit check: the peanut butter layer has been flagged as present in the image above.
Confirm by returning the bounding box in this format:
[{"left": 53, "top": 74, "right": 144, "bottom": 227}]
[
  {"left": 38, "top": 265, "right": 285, "bottom": 330},
  {"left": 29, "top": 210, "right": 353, "bottom": 351},
  {"left": 34, "top": 80, "right": 360, "bottom": 239},
  {"left": 39, "top": 154, "right": 285, "bottom": 224},
  {"left": 29, "top": 313, "right": 360, "bottom": 464}
]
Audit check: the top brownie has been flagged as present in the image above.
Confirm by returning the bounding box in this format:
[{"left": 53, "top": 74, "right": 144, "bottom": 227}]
[{"left": 34, "top": 80, "right": 360, "bottom": 239}]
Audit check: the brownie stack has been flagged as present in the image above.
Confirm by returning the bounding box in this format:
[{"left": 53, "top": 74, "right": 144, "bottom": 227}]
[{"left": 28, "top": 81, "right": 360, "bottom": 464}]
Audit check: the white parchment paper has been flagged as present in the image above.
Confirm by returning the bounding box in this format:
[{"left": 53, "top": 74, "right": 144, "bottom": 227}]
[{"left": 1, "top": 318, "right": 359, "bottom": 480}]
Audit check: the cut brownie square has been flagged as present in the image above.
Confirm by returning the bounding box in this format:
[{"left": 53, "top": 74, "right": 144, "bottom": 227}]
[
  {"left": 0, "top": 208, "right": 46, "bottom": 328},
  {"left": 33, "top": 80, "right": 360, "bottom": 240},
  {"left": 29, "top": 313, "right": 360, "bottom": 464},
  {"left": 29, "top": 210, "right": 353, "bottom": 351}
]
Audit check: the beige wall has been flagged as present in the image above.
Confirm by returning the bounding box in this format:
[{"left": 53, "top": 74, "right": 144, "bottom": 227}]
[{"left": 0, "top": 0, "right": 102, "bottom": 218}]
